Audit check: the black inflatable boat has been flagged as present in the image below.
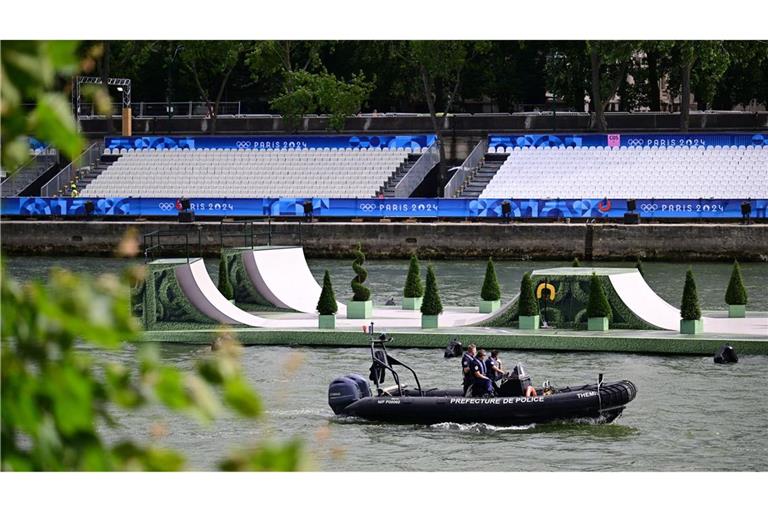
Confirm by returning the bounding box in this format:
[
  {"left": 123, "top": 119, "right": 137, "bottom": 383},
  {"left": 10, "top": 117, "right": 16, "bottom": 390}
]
[{"left": 328, "top": 335, "right": 637, "bottom": 426}]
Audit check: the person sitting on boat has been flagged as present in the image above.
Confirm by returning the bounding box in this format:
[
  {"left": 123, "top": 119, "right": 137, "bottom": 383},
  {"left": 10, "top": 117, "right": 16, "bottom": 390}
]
[
  {"left": 485, "top": 350, "right": 504, "bottom": 382},
  {"left": 471, "top": 350, "right": 494, "bottom": 397}
]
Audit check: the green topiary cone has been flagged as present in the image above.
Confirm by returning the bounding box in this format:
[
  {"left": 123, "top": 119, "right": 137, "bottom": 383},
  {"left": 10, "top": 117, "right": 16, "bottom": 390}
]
[
  {"left": 421, "top": 265, "right": 443, "bottom": 316},
  {"left": 317, "top": 270, "right": 338, "bottom": 315},
  {"left": 480, "top": 258, "right": 501, "bottom": 301},
  {"left": 681, "top": 268, "right": 702, "bottom": 320},
  {"left": 725, "top": 260, "right": 748, "bottom": 306},
  {"left": 586, "top": 273, "right": 612, "bottom": 320},
  {"left": 518, "top": 272, "right": 539, "bottom": 317},
  {"left": 572, "top": 257, "right": 581, "bottom": 267},
  {"left": 403, "top": 254, "right": 424, "bottom": 298}
]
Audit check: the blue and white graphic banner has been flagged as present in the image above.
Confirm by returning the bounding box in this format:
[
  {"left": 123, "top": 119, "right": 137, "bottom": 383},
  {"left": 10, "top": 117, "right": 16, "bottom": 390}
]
[
  {"left": 105, "top": 134, "right": 436, "bottom": 152},
  {"left": 3, "top": 197, "right": 766, "bottom": 219},
  {"left": 488, "top": 132, "right": 768, "bottom": 150}
]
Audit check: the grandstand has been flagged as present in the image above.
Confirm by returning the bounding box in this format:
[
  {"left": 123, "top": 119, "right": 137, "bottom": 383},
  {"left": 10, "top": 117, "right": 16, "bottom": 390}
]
[
  {"left": 81, "top": 146, "right": 421, "bottom": 198},
  {"left": 469, "top": 144, "right": 768, "bottom": 199}
]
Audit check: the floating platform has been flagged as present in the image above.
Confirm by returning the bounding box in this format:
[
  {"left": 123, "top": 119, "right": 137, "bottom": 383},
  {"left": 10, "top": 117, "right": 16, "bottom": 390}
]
[{"left": 131, "top": 248, "right": 768, "bottom": 355}]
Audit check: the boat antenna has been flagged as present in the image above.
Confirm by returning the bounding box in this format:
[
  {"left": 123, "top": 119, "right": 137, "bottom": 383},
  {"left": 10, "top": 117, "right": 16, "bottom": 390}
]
[{"left": 596, "top": 373, "right": 604, "bottom": 418}]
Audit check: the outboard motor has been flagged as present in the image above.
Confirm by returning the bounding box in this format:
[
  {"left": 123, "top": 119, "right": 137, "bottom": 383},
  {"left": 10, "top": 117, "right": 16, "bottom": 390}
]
[
  {"left": 714, "top": 344, "right": 739, "bottom": 364},
  {"left": 328, "top": 373, "right": 372, "bottom": 414},
  {"left": 444, "top": 338, "right": 463, "bottom": 358}
]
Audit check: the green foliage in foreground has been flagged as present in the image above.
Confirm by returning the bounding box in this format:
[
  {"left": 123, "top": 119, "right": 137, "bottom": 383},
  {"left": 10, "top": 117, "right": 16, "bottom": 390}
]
[{"left": 0, "top": 265, "right": 303, "bottom": 471}]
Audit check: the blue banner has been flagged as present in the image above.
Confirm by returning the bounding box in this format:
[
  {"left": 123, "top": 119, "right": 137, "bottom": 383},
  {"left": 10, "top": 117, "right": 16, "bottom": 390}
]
[
  {"left": 488, "top": 132, "right": 768, "bottom": 150},
  {"left": 3, "top": 197, "right": 766, "bottom": 219},
  {"left": 105, "top": 134, "right": 437, "bottom": 151}
]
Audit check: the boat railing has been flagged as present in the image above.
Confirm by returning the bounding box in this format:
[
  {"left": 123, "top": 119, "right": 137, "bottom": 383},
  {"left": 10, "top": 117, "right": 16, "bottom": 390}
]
[{"left": 370, "top": 337, "right": 423, "bottom": 397}]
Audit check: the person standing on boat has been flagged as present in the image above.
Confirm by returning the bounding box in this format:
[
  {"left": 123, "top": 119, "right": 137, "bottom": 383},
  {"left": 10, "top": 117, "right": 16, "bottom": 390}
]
[
  {"left": 471, "top": 350, "right": 494, "bottom": 397},
  {"left": 485, "top": 350, "right": 504, "bottom": 382},
  {"left": 461, "top": 344, "right": 477, "bottom": 395}
]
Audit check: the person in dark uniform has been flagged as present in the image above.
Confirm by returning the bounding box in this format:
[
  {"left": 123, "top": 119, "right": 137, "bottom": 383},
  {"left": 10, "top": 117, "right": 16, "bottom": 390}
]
[
  {"left": 461, "top": 344, "right": 477, "bottom": 396},
  {"left": 485, "top": 350, "right": 504, "bottom": 382},
  {"left": 471, "top": 350, "right": 494, "bottom": 397}
]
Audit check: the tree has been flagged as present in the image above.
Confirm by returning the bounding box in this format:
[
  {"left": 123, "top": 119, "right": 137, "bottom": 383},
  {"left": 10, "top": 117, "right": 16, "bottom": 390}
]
[
  {"left": 270, "top": 70, "right": 373, "bottom": 132},
  {"left": 545, "top": 41, "right": 591, "bottom": 113},
  {"left": 1, "top": 264, "right": 301, "bottom": 471},
  {"left": 421, "top": 265, "right": 443, "bottom": 316},
  {"left": 403, "top": 254, "right": 424, "bottom": 298},
  {"left": 713, "top": 41, "right": 768, "bottom": 110},
  {"left": 725, "top": 260, "right": 748, "bottom": 306},
  {"left": 586, "top": 273, "right": 612, "bottom": 320},
  {"left": 518, "top": 272, "right": 539, "bottom": 317},
  {"left": 351, "top": 244, "right": 370, "bottom": 301},
  {"left": 179, "top": 41, "right": 245, "bottom": 134},
  {"left": 1, "top": 41, "right": 84, "bottom": 172},
  {"left": 586, "top": 41, "right": 638, "bottom": 131},
  {"left": 218, "top": 257, "right": 233, "bottom": 300},
  {"left": 408, "top": 41, "right": 490, "bottom": 196},
  {"left": 668, "top": 41, "right": 730, "bottom": 130},
  {"left": 481, "top": 258, "right": 501, "bottom": 301},
  {"left": 680, "top": 268, "right": 702, "bottom": 320},
  {"left": 317, "top": 270, "right": 338, "bottom": 315}
]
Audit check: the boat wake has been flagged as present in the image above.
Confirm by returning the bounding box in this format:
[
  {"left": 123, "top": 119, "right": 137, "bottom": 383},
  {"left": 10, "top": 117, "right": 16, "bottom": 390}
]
[{"left": 427, "top": 422, "right": 536, "bottom": 433}]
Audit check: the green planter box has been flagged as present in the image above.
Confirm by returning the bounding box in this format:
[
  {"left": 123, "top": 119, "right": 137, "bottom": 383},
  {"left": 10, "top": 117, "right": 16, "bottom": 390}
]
[
  {"left": 347, "top": 300, "right": 373, "bottom": 319},
  {"left": 480, "top": 300, "right": 501, "bottom": 314},
  {"left": 728, "top": 304, "right": 746, "bottom": 318},
  {"left": 588, "top": 316, "right": 609, "bottom": 331},
  {"left": 402, "top": 296, "right": 423, "bottom": 310},
  {"left": 518, "top": 315, "right": 539, "bottom": 330},
  {"left": 318, "top": 315, "right": 335, "bottom": 329},
  {"left": 421, "top": 315, "right": 439, "bottom": 329},
  {"left": 680, "top": 319, "right": 703, "bottom": 334}
]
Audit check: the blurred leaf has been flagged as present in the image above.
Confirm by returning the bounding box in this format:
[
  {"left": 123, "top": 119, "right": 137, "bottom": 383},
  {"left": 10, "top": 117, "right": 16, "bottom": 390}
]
[
  {"left": 219, "top": 440, "right": 304, "bottom": 471},
  {"left": 223, "top": 376, "right": 263, "bottom": 417},
  {"left": 30, "top": 93, "right": 83, "bottom": 159}
]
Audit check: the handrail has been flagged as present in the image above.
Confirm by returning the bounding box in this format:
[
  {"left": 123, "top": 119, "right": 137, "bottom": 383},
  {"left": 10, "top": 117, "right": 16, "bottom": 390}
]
[
  {"left": 41, "top": 142, "right": 101, "bottom": 197},
  {"left": 393, "top": 143, "right": 440, "bottom": 198},
  {"left": 444, "top": 139, "right": 488, "bottom": 198},
  {"left": 143, "top": 229, "right": 203, "bottom": 264},
  {"left": 1, "top": 149, "right": 57, "bottom": 197}
]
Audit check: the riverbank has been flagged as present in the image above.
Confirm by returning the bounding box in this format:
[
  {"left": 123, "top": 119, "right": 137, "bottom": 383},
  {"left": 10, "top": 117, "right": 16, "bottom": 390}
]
[{"left": 2, "top": 220, "right": 767, "bottom": 261}]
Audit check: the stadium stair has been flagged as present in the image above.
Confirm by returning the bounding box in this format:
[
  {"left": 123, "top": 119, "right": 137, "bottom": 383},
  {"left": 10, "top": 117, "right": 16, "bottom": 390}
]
[
  {"left": 72, "top": 155, "right": 120, "bottom": 195},
  {"left": 457, "top": 153, "right": 508, "bottom": 198},
  {"left": 379, "top": 154, "right": 421, "bottom": 197},
  {"left": 1, "top": 155, "right": 58, "bottom": 197}
]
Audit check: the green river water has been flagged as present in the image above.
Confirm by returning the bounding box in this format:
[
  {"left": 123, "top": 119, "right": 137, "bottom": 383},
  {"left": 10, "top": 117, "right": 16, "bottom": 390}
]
[{"left": 4, "top": 257, "right": 768, "bottom": 471}]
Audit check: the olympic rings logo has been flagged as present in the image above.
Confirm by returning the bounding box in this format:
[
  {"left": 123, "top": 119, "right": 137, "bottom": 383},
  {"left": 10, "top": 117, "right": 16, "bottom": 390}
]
[
  {"left": 359, "top": 203, "right": 377, "bottom": 212},
  {"left": 627, "top": 139, "right": 644, "bottom": 146},
  {"left": 159, "top": 202, "right": 175, "bottom": 211},
  {"left": 235, "top": 141, "right": 252, "bottom": 149},
  {"left": 640, "top": 204, "right": 658, "bottom": 212}
]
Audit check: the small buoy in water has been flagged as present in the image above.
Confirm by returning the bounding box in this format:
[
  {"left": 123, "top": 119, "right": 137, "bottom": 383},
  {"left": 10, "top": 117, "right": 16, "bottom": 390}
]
[
  {"left": 714, "top": 344, "right": 738, "bottom": 364},
  {"left": 444, "top": 338, "right": 463, "bottom": 358},
  {"left": 385, "top": 297, "right": 396, "bottom": 306}
]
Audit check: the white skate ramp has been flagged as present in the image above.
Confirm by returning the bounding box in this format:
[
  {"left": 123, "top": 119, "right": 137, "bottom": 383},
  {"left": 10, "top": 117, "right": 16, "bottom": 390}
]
[
  {"left": 610, "top": 270, "right": 768, "bottom": 335},
  {"left": 176, "top": 258, "right": 271, "bottom": 327},
  {"left": 609, "top": 271, "right": 681, "bottom": 330},
  {"left": 242, "top": 246, "right": 346, "bottom": 315}
]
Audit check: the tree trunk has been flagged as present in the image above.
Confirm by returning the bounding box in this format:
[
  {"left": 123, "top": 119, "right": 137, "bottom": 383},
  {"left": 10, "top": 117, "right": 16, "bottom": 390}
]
[
  {"left": 420, "top": 66, "right": 446, "bottom": 197},
  {"left": 590, "top": 49, "right": 607, "bottom": 132},
  {"left": 212, "top": 57, "right": 239, "bottom": 135},
  {"left": 101, "top": 41, "right": 111, "bottom": 134},
  {"left": 647, "top": 51, "right": 661, "bottom": 112},
  {"left": 680, "top": 62, "right": 691, "bottom": 131}
]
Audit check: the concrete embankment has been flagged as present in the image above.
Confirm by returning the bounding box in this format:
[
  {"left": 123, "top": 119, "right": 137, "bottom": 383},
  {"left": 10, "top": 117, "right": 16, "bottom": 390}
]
[{"left": 1, "top": 220, "right": 767, "bottom": 262}]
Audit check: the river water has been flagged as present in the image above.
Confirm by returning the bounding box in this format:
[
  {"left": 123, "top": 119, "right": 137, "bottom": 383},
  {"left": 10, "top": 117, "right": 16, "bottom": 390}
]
[{"left": 4, "top": 256, "right": 768, "bottom": 471}]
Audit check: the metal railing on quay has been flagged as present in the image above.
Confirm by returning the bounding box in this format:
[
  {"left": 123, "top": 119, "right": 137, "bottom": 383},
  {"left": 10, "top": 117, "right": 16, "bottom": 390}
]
[
  {"left": 444, "top": 139, "right": 488, "bottom": 198},
  {"left": 393, "top": 144, "right": 440, "bottom": 198},
  {"left": 41, "top": 142, "right": 102, "bottom": 197}
]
